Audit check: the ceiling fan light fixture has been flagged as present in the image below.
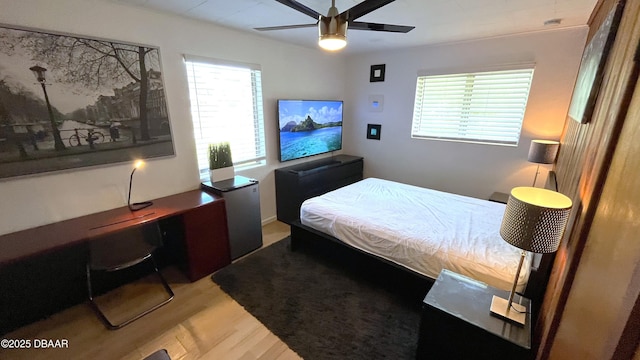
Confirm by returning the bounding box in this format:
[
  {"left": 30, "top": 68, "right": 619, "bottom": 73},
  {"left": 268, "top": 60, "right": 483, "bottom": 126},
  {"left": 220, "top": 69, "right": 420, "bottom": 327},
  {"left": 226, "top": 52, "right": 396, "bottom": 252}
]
[
  {"left": 318, "top": 16, "right": 347, "bottom": 51},
  {"left": 319, "top": 33, "right": 347, "bottom": 51},
  {"left": 260, "top": 0, "right": 414, "bottom": 50}
]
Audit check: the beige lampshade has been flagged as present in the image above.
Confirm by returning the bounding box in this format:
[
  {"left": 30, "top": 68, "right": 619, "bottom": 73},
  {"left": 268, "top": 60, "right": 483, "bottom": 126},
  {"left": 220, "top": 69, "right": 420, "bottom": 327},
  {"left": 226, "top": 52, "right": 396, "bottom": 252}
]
[
  {"left": 500, "top": 187, "right": 572, "bottom": 254},
  {"left": 528, "top": 140, "right": 560, "bottom": 164}
]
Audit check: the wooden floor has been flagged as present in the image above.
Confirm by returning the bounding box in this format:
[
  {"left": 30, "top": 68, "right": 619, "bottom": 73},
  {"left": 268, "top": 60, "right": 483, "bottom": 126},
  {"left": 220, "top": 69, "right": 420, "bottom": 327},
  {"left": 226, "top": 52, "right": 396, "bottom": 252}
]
[{"left": 0, "top": 221, "right": 300, "bottom": 360}]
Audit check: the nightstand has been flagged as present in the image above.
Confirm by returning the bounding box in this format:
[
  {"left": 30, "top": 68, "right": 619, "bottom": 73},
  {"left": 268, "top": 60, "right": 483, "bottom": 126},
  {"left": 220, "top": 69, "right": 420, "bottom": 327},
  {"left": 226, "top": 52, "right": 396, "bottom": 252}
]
[
  {"left": 416, "top": 270, "right": 532, "bottom": 359},
  {"left": 489, "top": 191, "right": 510, "bottom": 204}
]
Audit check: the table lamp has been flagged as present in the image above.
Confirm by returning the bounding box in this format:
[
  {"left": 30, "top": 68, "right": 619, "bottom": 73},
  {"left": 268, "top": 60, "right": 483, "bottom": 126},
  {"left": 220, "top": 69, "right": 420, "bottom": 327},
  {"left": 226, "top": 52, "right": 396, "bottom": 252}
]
[
  {"left": 490, "top": 186, "right": 572, "bottom": 325},
  {"left": 528, "top": 140, "right": 560, "bottom": 187},
  {"left": 128, "top": 160, "right": 153, "bottom": 211}
]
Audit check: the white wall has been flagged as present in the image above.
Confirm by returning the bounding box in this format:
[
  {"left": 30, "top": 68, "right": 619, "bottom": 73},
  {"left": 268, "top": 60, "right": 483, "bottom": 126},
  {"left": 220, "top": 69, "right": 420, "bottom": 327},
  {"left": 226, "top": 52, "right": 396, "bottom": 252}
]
[
  {"left": 0, "top": 0, "right": 346, "bottom": 235},
  {"left": 0, "top": 0, "right": 589, "bottom": 236},
  {"left": 343, "top": 28, "right": 587, "bottom": 199}
]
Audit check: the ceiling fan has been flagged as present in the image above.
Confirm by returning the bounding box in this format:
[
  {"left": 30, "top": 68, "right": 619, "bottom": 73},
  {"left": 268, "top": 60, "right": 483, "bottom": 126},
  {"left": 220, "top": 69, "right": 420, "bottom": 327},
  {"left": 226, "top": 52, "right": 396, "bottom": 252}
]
[{"left": 254, "top": 0, "right": 415, "bottom": 51}]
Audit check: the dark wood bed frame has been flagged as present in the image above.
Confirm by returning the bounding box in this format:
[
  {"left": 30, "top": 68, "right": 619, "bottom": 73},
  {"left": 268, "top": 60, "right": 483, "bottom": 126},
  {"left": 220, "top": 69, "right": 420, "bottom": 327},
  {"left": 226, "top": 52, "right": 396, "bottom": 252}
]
[{"left": 289, "top": 172, "right": 560, "bottom": 319}]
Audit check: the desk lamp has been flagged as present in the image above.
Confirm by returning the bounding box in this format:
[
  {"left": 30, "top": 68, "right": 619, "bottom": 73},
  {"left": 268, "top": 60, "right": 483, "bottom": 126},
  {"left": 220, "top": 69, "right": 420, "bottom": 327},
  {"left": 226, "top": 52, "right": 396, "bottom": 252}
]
[
  {"left": 128, "top": 160, "right": 153, "bottom": 211},
  {"left": 490, "top": 186, "right": 571, "bottom": 325},
  {"left": 528, "top": 140, "right": 560, "bottom": 187}
]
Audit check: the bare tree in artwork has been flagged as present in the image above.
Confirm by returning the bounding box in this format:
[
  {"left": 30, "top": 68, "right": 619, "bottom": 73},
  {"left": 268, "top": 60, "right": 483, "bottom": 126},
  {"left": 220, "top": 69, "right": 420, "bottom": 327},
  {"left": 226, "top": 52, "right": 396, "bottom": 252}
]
[
  {"left": 2, "top": 31, "right": 160, "bottom": 140},
  {"left": 0, "top": 26, "right": 174, "bottom": 179},
  {"left": 0, "top": 95, "right": 27, "bottom": 158}
]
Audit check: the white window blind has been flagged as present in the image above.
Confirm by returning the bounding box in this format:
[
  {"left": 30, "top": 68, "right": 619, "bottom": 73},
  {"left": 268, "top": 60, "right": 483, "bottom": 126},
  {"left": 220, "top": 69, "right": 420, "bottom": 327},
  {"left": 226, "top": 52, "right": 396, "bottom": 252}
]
[
  {"left": 184, "top": 56, "right": 266, "bottom": 178},
  {"left": 411, "top": 67, "right": 534, "bottom": 146}
]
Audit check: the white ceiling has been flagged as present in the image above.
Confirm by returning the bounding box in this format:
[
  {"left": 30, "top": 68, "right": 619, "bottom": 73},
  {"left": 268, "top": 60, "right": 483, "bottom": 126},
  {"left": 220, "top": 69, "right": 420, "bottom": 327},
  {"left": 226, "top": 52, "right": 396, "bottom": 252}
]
[{"left": 109, "top": 0, "right": 597, "bottom": 53}]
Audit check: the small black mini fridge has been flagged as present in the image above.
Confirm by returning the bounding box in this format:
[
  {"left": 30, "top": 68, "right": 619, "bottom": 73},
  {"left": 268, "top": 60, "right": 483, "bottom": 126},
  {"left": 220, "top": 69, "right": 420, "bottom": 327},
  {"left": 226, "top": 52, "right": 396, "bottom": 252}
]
[{"left": 201, "top": 175, "right": 263, "bottom": 260}]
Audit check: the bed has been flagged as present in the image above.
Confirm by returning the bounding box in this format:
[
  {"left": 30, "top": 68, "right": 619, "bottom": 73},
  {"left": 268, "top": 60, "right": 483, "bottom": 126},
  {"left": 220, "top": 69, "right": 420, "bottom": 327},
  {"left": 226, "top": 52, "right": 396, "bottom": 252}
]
[{"left": 291, "top": 176, "right": 558, "bottom": 299}]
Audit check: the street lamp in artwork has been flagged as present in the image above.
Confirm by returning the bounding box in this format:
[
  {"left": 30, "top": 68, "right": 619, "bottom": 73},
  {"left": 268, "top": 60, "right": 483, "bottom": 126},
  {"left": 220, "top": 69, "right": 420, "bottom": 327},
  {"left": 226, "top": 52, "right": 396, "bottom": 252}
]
[{"left": 29, "top": 65, "right": 66, "bottom": 151}]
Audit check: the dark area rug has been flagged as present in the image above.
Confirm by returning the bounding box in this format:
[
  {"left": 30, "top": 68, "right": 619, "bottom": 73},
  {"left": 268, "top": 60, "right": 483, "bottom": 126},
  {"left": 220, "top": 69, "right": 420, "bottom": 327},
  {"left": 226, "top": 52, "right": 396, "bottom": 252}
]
[{"left": 212, "top": 237, "right": 431, "bottom": 360}]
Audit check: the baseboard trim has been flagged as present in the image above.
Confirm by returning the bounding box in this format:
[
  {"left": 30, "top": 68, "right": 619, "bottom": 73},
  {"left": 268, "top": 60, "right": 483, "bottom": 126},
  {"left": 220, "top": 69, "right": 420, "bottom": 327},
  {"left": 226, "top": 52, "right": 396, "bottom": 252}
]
[{"left": 261, "top": 215, "right": 277, "bottom": 226}]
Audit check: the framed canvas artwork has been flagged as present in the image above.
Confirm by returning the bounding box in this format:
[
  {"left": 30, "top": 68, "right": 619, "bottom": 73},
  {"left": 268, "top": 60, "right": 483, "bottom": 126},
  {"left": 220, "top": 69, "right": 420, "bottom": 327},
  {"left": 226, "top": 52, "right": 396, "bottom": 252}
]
[
  {"left": 567, "top": 2, "right": 623, "bottom": 124},
  {"left": 367, "top": 124, "right": 381, "bottom": 140},
  {"left": 0, "top": 24, "right": 175, "bottom": 180},
  {"left": 370, "top": 64, "right": 385, "bottom": 82}
]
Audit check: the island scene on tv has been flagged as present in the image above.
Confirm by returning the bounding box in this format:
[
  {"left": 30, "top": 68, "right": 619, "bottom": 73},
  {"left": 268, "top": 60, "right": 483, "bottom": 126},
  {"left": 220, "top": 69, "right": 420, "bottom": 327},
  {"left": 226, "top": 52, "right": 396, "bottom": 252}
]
[{"left": 278, "top": 100, "right": 343, "bottom": 162}]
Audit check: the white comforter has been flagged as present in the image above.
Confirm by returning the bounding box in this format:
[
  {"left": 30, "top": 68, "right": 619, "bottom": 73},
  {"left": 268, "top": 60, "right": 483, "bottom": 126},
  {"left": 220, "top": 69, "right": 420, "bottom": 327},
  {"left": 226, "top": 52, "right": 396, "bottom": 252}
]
[{"left": 300, "top": 178, "right": 531, "bottom": 291}]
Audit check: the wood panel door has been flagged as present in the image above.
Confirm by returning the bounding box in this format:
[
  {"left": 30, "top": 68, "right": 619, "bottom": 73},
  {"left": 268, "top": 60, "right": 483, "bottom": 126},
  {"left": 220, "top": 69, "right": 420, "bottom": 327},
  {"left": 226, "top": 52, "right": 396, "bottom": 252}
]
[{"left": 536, "top": 0, "right": 640, "bottom": 357}]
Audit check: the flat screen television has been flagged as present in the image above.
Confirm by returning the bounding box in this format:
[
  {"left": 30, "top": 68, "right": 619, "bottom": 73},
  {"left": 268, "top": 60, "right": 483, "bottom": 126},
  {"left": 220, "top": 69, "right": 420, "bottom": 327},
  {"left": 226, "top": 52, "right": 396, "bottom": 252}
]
[{"left": 277, "top": 99, "right": 343, "bottom": 162}]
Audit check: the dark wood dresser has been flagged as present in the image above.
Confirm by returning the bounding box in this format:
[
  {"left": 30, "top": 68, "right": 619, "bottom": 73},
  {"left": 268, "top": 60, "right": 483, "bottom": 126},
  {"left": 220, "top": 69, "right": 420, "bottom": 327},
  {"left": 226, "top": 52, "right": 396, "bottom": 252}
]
[{"left": 274, "top": 154, "right": 363, "bottom": 224}]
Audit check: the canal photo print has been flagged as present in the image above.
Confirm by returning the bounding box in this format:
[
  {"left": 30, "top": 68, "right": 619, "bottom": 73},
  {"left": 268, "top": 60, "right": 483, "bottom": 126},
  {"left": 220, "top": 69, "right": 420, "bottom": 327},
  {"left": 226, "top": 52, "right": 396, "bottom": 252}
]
[{"left": 0, "top": 24, "right": 174, "bottom": 179}]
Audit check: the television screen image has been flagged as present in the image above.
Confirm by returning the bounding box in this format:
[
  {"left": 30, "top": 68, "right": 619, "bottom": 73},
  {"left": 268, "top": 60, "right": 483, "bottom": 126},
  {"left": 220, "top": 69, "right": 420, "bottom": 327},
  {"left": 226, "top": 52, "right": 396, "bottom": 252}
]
[{"left": 278, "top": 99, "right": 343, "bottom": 162}]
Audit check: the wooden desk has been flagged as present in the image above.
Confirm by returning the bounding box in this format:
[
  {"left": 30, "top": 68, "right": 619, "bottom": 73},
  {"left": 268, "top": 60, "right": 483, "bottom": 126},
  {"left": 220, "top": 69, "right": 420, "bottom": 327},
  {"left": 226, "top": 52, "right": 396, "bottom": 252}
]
[
  {"left": 0, "top": 189, "right": 230, "bottom": 280},
  {"left": 0, "top": 189, "right": 231, "bottom": 334}
]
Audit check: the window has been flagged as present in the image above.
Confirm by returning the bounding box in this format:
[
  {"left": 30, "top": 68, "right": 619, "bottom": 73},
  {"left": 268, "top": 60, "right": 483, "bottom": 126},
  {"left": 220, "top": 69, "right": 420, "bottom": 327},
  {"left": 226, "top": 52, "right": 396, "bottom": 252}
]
[
  {"left": 184, "top": 56, "right": 266, "bottom": 178},
  {"left": 411, "top": 66, "right": 535, "bottom": 146}
]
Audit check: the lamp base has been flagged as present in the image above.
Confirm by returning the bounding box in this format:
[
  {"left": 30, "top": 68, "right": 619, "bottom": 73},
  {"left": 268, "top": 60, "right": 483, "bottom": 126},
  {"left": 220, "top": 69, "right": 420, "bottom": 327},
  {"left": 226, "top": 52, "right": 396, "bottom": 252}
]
[
  {"left": 129, "top": 201, "right": 153, "bottom": 212},
  {"left": 489, "top": 295, "right": 526, "bottom": 326}
]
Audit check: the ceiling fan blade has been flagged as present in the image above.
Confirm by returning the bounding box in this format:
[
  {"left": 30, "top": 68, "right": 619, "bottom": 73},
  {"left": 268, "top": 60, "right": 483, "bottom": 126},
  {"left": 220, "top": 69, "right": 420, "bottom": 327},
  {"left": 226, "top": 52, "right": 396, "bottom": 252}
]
[
  {"left": 341, "top": 0, "right": 397, "bottom": 21},
  {"left": 350, "top": 21, "right": 415, "bottom": 33},
  {"left": 254, "top": 23, "right": 317, "bottom": 31},
  {"left": 274, "top": 0, "right": 322, "bottom": 20}
]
